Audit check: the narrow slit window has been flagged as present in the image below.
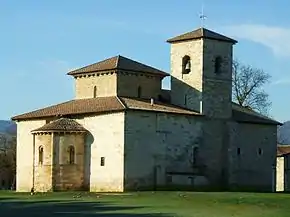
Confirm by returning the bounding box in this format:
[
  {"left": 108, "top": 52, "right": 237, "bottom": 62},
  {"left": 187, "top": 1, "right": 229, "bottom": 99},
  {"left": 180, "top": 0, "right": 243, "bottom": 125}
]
[
  {"left": 193, "top": 146, "right": 199, "bottom": 165},
  {"left": 237, "top": 148, "right": 241, "bottom": 156},
  {"left": 39, "top": 146, "right": 44, "bottom": 165},
  {"left": 214, "top": 56, "right": 222, "bottom": 74},
  {"left": 93, "top": 86, "right": 97, "bottom": 98},
  {"left": 137, "top": 86, "right": 142, "bottom": 98},
  {"left": 258, "top": 148, "right": 262, "bottom": 156},
  {"left": 100, "top": 157, "right": 105, "bottom": 166},
  {"left": 68, "top": 146, "right": 75, "bottom": 164}
]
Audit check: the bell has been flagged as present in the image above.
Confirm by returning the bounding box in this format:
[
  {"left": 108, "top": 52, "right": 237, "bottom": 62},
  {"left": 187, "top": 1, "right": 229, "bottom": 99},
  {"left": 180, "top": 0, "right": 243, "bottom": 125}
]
[
  {"left": 184, "top": 61, "right": 190, "bottom": 73},
  {"left": 185, "top": 61, "right": 191, "bottom": 71}
]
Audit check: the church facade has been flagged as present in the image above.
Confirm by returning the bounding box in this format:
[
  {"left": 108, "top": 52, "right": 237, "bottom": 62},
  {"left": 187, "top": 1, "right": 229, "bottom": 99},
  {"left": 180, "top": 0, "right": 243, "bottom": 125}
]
[{"left": 12, "top": 28, "right": 281, "bottom": 192}]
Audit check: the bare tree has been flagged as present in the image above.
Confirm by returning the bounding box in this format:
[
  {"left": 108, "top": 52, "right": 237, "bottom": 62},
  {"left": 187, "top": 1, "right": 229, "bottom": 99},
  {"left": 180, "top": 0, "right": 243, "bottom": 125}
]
[{"left": 232, "top": 59, "right": 272, "bottom": 115}]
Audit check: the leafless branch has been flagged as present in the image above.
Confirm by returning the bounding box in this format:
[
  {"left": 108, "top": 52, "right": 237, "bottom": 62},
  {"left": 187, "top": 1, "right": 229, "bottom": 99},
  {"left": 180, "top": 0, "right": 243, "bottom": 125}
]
[{"left": 232, "top": 59, "right": 271, "bottom": 115}]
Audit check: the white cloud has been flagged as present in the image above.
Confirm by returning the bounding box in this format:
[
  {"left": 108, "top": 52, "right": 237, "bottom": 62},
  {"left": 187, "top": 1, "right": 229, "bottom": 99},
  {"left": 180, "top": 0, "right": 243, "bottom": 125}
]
[
  {"left": 36, "top": 59, "right": 73, "bottom": 74},
  {"left": 222, "top": 24, "right": 290, "bottom": 58},
  {"left": 271, "top": 79, "right": 290, "bottom": 86}
]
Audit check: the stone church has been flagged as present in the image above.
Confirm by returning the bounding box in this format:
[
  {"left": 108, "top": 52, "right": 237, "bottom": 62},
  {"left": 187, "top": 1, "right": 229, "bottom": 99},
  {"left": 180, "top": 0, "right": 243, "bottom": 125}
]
[{"left": 12, "top": 27, "right": 281, "bottom": 192}]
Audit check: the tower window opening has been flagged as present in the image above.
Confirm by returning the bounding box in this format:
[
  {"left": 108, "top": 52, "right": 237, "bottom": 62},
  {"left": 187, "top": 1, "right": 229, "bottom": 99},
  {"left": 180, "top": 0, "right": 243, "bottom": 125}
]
[
  {"left": 214, "top": 56, "right": 222, "bottom": 74},
  {"left": 182, "top": 55, "right": 191, "bottom": 74}
]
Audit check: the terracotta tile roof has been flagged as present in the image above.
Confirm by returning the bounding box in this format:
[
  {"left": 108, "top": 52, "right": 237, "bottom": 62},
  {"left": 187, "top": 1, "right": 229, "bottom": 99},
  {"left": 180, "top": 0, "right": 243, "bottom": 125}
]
[
  {"left": 11, "top": 97, "right": 200, "bottom": 121},
  {"left": 232, "top": 103, "right": 282, "bottom": 125},
  {"left": 67, "top": 55, "right": 169, "bottom": 77},
  {"left": 11, "top": 96, "right": 280, "bottom": 125},
  {"left": 167, "top": 27, "right": 237, "bottom": 44},
  {"left": 11, "top": 97, "right": 125, "bottom": 121},
  {"left": 120, "top": 97, "right": 200, "bottom": 115},
  {"left": 32, "top": 118, "right": 87, "bottom": 133},
  {"left": 277, "top": 146, "right": 290, "bottom": 157}
]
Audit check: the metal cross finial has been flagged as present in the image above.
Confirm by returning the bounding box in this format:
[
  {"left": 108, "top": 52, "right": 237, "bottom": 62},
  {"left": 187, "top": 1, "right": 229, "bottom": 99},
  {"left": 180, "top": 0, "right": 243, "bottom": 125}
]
[{"left": 199, "top": 3, "right": 207, "bottom": 27}]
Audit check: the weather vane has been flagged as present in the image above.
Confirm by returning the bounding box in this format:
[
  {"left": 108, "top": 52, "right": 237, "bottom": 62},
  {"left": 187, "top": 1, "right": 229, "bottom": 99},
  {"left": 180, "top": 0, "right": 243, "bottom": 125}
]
[{"left": 199, "top": 3, "right": 207, "bottom": 27}]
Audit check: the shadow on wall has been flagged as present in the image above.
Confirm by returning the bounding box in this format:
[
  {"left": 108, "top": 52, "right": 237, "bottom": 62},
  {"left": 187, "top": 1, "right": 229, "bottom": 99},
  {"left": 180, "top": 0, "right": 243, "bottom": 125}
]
[
  {"left": 84, "top": 132, "right": 94, "bottom": 191},
  {"left": 170, "top": 76, "right": 202, "bottom": 113},
  {"left": 0, "top": 197, "right": 171, "bottom": 217}
]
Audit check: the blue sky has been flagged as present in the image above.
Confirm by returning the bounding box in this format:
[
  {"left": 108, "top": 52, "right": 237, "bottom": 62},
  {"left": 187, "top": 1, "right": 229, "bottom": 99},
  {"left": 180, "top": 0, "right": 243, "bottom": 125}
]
[{"left": 0, "top": 0, "right": 289, "bottom": 122}]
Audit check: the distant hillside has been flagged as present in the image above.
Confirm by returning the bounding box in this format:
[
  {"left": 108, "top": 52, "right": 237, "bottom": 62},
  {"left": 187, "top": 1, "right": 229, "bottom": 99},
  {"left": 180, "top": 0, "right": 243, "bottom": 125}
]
[
  {"left": 0, "top": 120, "right": 16, "bottom": 135},
  {"left": 0, "top": 120, "right": 16, "bottom": 149},
  {"left": 278, "top": 121, "right": 290, "bottom": 145}
]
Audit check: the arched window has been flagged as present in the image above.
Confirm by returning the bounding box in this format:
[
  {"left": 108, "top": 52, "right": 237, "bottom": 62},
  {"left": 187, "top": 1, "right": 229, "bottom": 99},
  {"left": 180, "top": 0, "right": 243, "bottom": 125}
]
[
  {"left": 68, "top": 146, "right": 75, "bottom": 164},
  {"left": 182, "top": 55, "right": 191, "bottom": 74},
  {"left": 214, "top": 56, "right": 222, "bottom": 74},
  {"left": 39, "top": 146, "right": 44, "bottom": 165},
  {"left": 193, "top": 146, "right": 199, "bottom": 165},
  {"left": 137, "top": 86, "right": 142, "bottom": 98},
  {"left": 93, "top": 86, "right": 97, "bottom": 98}
]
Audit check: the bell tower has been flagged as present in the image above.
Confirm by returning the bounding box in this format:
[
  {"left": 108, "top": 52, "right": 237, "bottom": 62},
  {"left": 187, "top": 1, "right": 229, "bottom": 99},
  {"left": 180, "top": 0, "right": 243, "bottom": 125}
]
[{"left": 167, "top": 28, "right": 237, "bottom": 119}]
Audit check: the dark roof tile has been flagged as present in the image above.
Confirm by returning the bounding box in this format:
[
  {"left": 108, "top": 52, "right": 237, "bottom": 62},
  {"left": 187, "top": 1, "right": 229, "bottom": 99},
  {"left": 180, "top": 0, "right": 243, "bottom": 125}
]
[
  {"left": 11, "top": 97, "right": 201, "bottom": 121},
  {"left": 11, "top": 97, "right": 125, "bottom": 120},
  {"left": 120, "top": 97, "right": 200, "bottom": 115},
  {"left": 167, "top": 28, "right": 237, "bottom": 44},
  {"left": 68, "top": 55, "right": 169, "bottom": 77},
  {"left": 32, "top": 118, "right": 87, "bottom": 133},
  {"left": 277, "top": 146, "right": 290, "bottom": 157},
  {"left": 232, "top": 103, "right": 282, "bottom": 125}
]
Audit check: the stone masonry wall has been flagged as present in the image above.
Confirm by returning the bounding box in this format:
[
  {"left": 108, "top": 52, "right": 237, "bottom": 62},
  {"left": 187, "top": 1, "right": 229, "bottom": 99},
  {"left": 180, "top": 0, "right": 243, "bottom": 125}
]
[
  {"left": 74, "top": 71, "right": 164, "bottom": 100},
  {"left": 228, "top": 122, "right": 277, "bottom": 191},
  {"left": 201, "top": 119, "right": 230, "bottom": 187},
  {"left": 34, "top": 133, "right": 53, "bottom": 192},
  {"left": 170, "top": 40, "right": 203, "bottom": 111},
  {"left": 53, "top": 133, "right": 85, "bottom": 191},
  {"left": 283, "top": 155, "right": 290, "bottom": 192},
  {"left": 74, "top": 73, "right": 117, "bottom": 99},
  {"left": 276, "top": 156, "right": 284, "bottom": 191},
  {"left": 16, "top": 120, "right": 46, "bottom": 192},
  {"left": 170, "top": 39, "right": 233, "bottom": 118},
  {"left": 124, "top": 110, "right": 205, "bottom": 190},
  {"left": 76, "top": 112, "right": 125, "bottom": 192},
  {"left": 117, "top": 71, "right": 163, "bottom": 99},
  {"left": 202, "top": 39, "right": 233, "bottom": 119}
]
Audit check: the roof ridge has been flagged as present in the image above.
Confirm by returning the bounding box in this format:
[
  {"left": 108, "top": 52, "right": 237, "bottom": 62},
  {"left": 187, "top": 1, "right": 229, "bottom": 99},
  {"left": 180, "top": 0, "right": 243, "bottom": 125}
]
[
  {"left": 67, "top": 55, "right": 169, "bottom": 77},
  {"left": 232, "top": 103, "right": 276, "bottom": 120},
  {"left": 12, "top": 97, "right": 126, "bottom": 121},
  {"left": 31, "top": 118, "right": 87, "bottom": 133},
  {"left": 11, "top": 99, "right": 74, "bottom": 121},
  {"left": 167, "top": 27, "right": 237, "bottom": 44},
  {"left": 115, "top": 55, "right": 120, "bottom": 68},
  {"left": 67, "top": 56, "right": 118, "bottom": 75},
  {"left": 116, "top": 96, "right": 127, "bottom": 109}
]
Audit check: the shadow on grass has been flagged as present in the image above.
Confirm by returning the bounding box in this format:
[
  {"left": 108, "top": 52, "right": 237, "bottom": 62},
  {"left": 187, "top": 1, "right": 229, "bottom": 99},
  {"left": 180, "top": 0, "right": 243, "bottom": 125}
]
[{"left": 0, "top": 197, "right": 171, "bottom": 217}]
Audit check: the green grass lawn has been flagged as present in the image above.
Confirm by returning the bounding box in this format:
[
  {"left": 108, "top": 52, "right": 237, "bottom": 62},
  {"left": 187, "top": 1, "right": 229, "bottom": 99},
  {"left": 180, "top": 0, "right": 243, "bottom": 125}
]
[{"left": 0, "top": 191, "right": 290, "bottom": 217}]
